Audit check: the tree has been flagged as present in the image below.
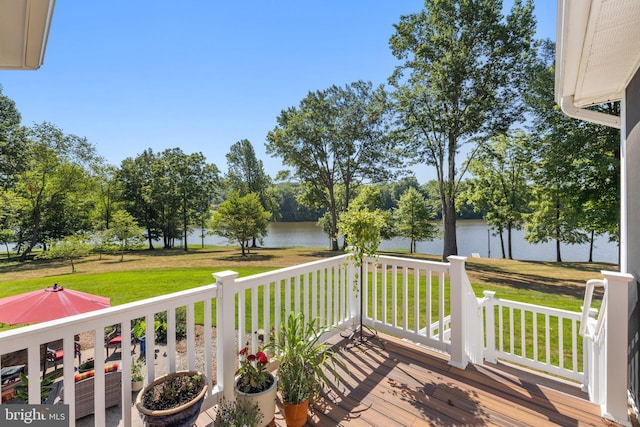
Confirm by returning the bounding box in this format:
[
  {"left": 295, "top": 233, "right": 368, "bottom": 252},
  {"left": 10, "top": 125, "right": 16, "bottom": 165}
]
[
  {"left": 110, "top": 210, "right": 144, "bottom": 261},
  {"left": 226, "top": 139, "right": 279, "bottom": 246},
  {"left": 466, "top": 131, "right": 532, "bottom": 259},
  {"left": 164, "top": 148, "right": 219, "bottom": 251},
  {"left": 210, "top": 192, "right": 270, "bottom": 256},
  {"left": 525, "top": 40, "right": 619, "bottom": 263},
  {"left": 394, "top": 187, "right": 438, "bottom": 253},
  {"left": 38, "top": 233, "right": 91, "bottom": 273},
  {"left": 15, "top": 122, "right": 99, "bottom": 261},
  {"left": 0, "top": 87, "right": 27, "bottom": 189},
  {"left": 388, "top": 0, "right": 535, "bottom": 260},
  {"left": 267, "top": 81, "right": 395, "bottom": 251}
]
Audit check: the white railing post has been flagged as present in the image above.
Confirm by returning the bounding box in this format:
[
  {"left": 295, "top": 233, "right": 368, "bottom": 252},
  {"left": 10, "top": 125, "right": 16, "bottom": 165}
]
[
  {"left": 214, "top": 270, "right": 239, "bottom": 403},
  {"left": 601, "top": 270, "right": 634, "bottom": 426},
  {"left": 448, "top": 255, "right": 468, "bottom": 369},
  {"left": 483, "top": 291, "right": 497, "bottom": 364}
]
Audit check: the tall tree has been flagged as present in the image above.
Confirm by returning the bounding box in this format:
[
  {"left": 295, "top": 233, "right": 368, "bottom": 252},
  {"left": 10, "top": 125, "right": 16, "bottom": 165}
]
[
  {"left": 15, "top": 122, "right": 98, "bottom": 261},
  {"left": 389, "top": 0, "right": 535, "bottom": 260},
  {"left": 0, "top": 87, "right": 27, "bottom": 189},
  {"left": 466, "top": 131, "right": 532, "bottom": 259},
  {"left": 118, "top": 149, "right": 160, "bottom": 249},
  {"left": 163, "top": 148, "right": 219, "bottom": 251},
  {"left": 394, "top": 187, "right": 438, "bottom": 253},
  {"left": 267, "top": 80, "right": 395, "bottom": 250},
  {"left": 226, "top": 139, "right": 279, "bottom": 246}
]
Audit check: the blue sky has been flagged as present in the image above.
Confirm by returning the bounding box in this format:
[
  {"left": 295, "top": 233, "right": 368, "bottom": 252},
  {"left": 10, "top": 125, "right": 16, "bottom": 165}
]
[{"left": 0, "top": 1, "right": 556, "bottom": 184}]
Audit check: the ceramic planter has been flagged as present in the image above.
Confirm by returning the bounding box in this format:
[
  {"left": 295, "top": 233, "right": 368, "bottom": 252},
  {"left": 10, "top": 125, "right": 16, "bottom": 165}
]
[
  {"left": 283, "top": 399, "right": 309, "bottom": 427},
  {"left": 135, "top": 371, "right": 207, "bottom": 427},
  {"left": 234, "top": 372, "right": 277, "bottom": 427},
  {"left": 131, "top": 379, "right": 144, "bottom": 392}
]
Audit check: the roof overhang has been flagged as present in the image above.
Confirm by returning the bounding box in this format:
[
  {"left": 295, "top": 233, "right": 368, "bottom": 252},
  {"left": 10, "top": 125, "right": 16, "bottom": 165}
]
[
  {"left": 555, "top": 0, "right": 640, "bottom": 128},
  {"left": 0, "top": 0, "right": 55, "bottom": 70}
]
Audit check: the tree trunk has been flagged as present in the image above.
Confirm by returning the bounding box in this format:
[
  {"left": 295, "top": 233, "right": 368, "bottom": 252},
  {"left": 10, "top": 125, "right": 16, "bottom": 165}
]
[
  {"left": 507, "top": 226, "right": 513, "bottom": 260},
  {"left": 498, "top": 228, "right": 506, "bottom": 258},
  {"left": 146, "top": 226, "right": 154, "bottom": 250},
  {"left": 556, "top": 239, "right": 562, "bottom": 262},
  {"left": 588, "top": 230, "right": 594, "bottom": 263},
  {"left": 442, "top": 204, "right": 457, "bottom": 261}
]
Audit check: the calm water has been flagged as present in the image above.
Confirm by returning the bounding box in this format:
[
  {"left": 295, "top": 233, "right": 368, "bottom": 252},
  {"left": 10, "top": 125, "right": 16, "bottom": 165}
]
[{"left": 190, "top": 220, "right": 618, "bottom": 264}]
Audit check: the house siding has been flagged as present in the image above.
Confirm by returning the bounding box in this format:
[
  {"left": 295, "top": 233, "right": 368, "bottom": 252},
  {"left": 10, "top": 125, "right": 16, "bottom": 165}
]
[{"left": 625, "top": 66, "right": 640, "bottom": 412}]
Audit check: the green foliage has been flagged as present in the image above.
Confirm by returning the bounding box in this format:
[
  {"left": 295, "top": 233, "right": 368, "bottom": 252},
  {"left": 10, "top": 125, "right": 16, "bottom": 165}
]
[
  {"left": 235, "top": 348, "right": 272, "bottom": 394},
  {"left": 267, "top": 312, "right": 340, "bottom": 404},
  {"left": 465, "top": 131, "right": 532, "bottom": 259},
  {"left": 226, "top": 139, "right": 280, "bottom": 224},
  {"left": 210, "top": 192, "right": 270, "bottom": 256},
  {"left": 109, "top": 210, "right": 145, "bottom": 261},
  {"left": 214, "top": 398, "right": 262, "bottom": 427},
  {"left": 131, "top": 357, "right": 144, "bottom": 382},
  {"left": 524, "top": 40, "right": 619, "bottom": 262},
  {"left": 388, "top": 0, "right": 536, "bottom": 259},
  {"left": 15, "top": 373, "right": 55, "bottom": 403},
  {"left": 267, "top": 81, "right": 396, "bottom": 251},
  {"left": 394, "top": 187, "right": 439, "bottom": 253},
  {"left": 338, "top": 209, "right": 386, "bottom": 261},
  {"left": 38, "top": 233, "right": 91, "bottom": 272}
]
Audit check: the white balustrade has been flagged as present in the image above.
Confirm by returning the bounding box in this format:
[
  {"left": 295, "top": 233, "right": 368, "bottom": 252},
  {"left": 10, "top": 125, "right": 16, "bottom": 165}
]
[{"left": 0, "top": 254, "right": 632, "bottom": 427}]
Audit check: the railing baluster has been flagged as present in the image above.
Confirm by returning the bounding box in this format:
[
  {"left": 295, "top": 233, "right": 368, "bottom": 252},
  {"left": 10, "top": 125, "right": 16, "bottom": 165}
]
[
  {"left": 392, "top": 265, "right": 398, "bottom": 328},
  {"left": 413, "top": 267, "right": 419, "bottom": 333},
  {"left": 187, "top": 303, "right": 196, "bottom": 371},
  {"left": 403, "top": 266, "right": 409, "bottom": 331}
]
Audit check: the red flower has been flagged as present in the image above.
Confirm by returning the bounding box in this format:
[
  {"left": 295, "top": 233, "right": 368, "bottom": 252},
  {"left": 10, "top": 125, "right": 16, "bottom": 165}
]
[
  {"left": 239, "top": 348, "right": 247, "bottom": 355},
  {"left": 256, "top": 351, "right": 268, "bottom": 366},
  {"left": 247, "top": 354, "right": 257, "bottom": 362}
]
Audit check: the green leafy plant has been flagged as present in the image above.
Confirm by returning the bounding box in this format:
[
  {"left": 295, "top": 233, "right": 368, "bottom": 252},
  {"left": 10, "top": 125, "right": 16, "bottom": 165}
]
[
  {"left": 235, "top": 346, "right": 273, "bottom": 393},
  {"left": 131, "top": 358, "right": 144, "bottom": 382},
  {"left": 267, "top": 312, "right": 341, "bottom": 404},
  {"left": 15, "top": 373, "right": 55, "bottom": 403},
  {"left": 141, "top": 372, "right": 205, "bottom": 411},
  {"left": 338, "top": 208, "right": 385, "bottom": 292},
  {"left": 213, "top": 398, "right": 263, "bottom": 427}
]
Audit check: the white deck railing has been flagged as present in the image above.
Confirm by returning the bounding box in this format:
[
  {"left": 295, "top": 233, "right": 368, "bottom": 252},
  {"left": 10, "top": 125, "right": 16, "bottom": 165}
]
[{"left": 0, "top": 255, "right": 633, "bottom": 426}]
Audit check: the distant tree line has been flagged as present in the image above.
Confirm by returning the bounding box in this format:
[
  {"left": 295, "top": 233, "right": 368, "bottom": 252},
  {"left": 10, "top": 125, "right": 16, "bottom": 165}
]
[{"left": 0, "top": 1, "right": 620, "bottom": 263}]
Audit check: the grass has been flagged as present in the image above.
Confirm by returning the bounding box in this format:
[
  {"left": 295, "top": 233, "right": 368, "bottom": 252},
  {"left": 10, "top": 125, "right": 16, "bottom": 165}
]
[{"left": 0, "top": 246, "right": 616, "bottom": 340}]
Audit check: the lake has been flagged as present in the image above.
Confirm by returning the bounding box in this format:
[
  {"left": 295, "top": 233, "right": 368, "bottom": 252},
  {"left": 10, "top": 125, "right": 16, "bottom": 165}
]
[{"left": 189, "top": 220, "right": 618, "bottom": 264}]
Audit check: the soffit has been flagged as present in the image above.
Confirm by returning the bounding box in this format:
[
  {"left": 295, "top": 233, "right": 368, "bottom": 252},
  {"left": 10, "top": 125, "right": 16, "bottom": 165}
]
[
  {"left": 0, "top": 0, "right": 55, "bottom": 70},
  {"left": 556, "top": 0, "right": 640, "bottom": 108}
]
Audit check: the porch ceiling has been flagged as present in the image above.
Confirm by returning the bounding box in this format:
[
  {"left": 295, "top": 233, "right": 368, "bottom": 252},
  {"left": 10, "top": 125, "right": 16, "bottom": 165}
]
[
  {"left": 0, "top": 0, "right": 55, "bottom": 70},
  {"left": 555, "top": 0, "right": 640, "bottom": 108}
]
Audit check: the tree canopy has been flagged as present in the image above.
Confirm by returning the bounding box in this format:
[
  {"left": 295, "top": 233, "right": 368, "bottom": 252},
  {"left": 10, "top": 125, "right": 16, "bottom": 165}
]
[
  {"left": 389, "top": 0, "right": 536, "bottom": 260},
  {"left": 267, "top": 80, "right": 395, "bottom": 251}
]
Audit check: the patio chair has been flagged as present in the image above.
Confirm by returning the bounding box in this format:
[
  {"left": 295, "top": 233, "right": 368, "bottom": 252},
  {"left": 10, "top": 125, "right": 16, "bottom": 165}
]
[
  {"left": 46, "top": 341, "right": 81, "bottom": 371},
  {"left": 105, "top": 327, "right": 136, "bottom": 358}
]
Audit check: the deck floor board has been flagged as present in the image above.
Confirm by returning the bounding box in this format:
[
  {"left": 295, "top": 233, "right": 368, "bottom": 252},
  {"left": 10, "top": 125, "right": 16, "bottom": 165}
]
[{"left": 199, "top": 333, "right": 623, "bottom": 426}]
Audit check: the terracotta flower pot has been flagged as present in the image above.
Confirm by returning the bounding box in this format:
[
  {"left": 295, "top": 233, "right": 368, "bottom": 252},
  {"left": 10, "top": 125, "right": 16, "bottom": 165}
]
[
  {"left": 283, "top": 399, "right": 309, "bottom": 427},
  {"left": 234, "top": 372, "right": 277, "bottom": 427}
]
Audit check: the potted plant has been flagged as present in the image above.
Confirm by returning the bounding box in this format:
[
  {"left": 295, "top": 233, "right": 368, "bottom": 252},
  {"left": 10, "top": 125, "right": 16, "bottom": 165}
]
[
  {"left": 234, "top": 344, "right": 277, "bottom": 427},
  {"left": 267, "top": 312, "right": 341, "bottom": 427},
  {"left": 213, "top": 398, "right": 263, "bottom": 427},
  {"left": 135, "top": 370, "right": 207, "bottom": 427},
  {"left": 131, "top": 358, "right": 144, "bottom": 392}
]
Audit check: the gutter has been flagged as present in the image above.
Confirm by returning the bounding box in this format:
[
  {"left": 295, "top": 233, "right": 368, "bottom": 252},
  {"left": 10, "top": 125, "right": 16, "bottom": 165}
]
[{"left": 560, "top": 96, "right": 621, "bottom": 129}]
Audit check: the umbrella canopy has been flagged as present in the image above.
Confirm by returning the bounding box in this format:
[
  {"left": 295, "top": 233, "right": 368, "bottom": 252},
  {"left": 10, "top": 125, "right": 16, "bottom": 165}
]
[{"left": 0, "top": 283, "right": 111, "bottom": 325}]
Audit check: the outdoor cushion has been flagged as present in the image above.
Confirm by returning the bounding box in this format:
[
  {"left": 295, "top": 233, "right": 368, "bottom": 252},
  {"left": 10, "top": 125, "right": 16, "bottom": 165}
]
[{"left": 74, "top": 363, "right": 119, "bottom": 382}]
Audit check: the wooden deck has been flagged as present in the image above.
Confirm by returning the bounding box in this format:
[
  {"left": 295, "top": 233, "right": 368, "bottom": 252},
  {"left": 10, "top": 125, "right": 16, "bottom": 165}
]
[{"left": 197, "top": 333, "right": 622, "bottom": 426}]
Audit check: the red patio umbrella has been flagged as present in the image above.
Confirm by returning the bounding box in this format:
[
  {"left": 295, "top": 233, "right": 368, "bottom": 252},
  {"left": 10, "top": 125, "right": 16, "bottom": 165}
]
[
  {"left": 0, "top": 283, "right": 110, "bottom": 325},
  {"left": 0, "top": 284, "right": 111, "bottom": 379}
]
